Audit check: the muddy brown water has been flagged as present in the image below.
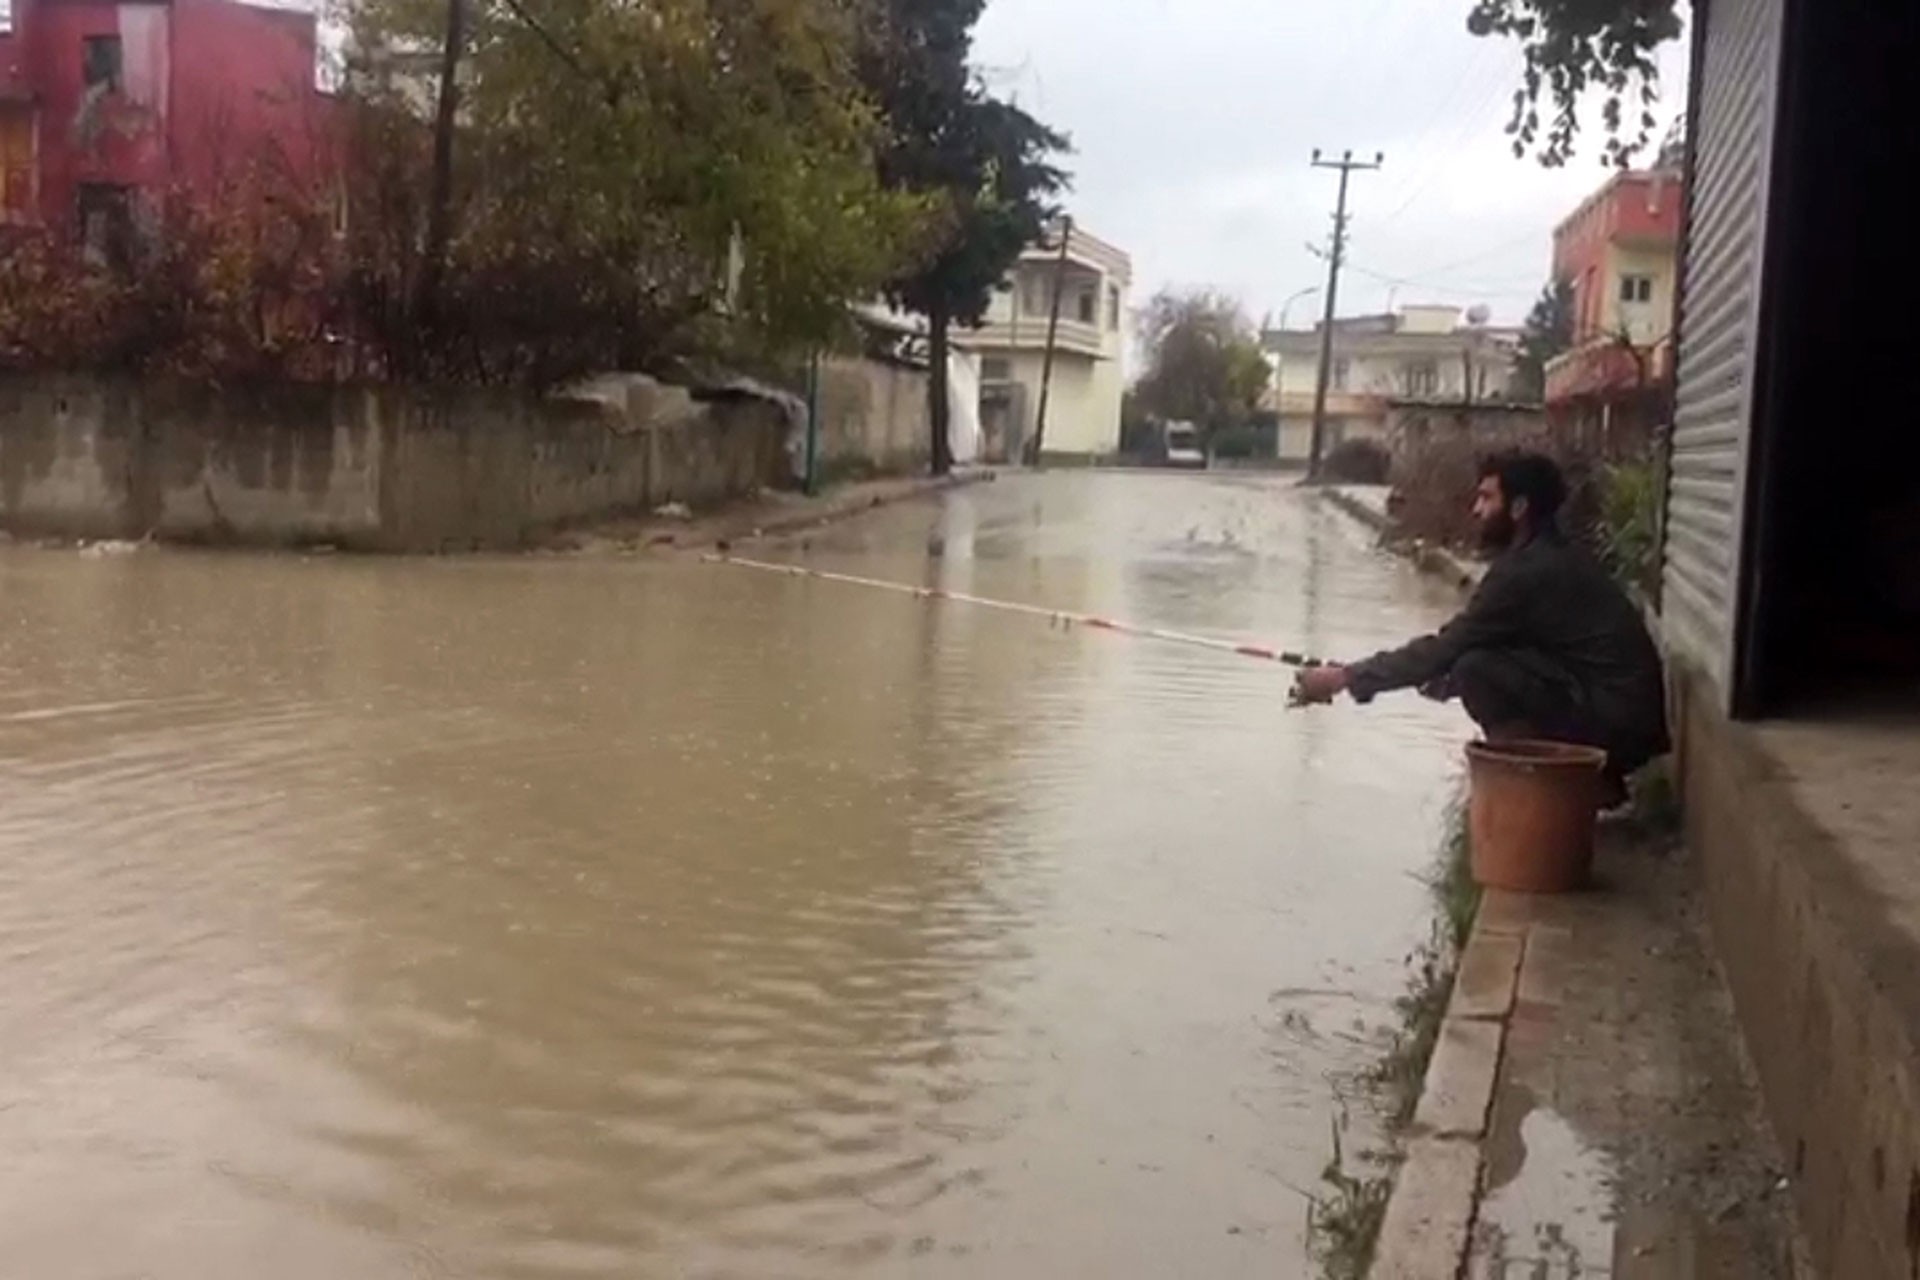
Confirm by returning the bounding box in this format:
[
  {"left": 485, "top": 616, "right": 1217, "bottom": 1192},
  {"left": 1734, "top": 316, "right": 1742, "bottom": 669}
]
[{"left": 0, "top": 473, "right": 1466, "bottom": 1278}]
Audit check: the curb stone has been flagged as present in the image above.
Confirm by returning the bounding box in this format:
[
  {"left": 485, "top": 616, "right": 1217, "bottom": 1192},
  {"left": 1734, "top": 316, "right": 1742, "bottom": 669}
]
[{"left": 1366, "top": 893, "right": 1543, "bottom": 1279}]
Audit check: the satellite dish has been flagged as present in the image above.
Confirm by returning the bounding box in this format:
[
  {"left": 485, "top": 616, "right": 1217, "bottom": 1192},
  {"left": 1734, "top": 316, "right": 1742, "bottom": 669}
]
[{"left": 1466, "top": 304, "right": 1492, "bottom": 327}]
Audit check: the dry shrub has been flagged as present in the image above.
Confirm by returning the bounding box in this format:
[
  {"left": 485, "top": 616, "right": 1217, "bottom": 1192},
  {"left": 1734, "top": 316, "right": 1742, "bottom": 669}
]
[
  {"left": 1388, "top": 414, "right": 1660, "bottom": 568},
  {"left": 1323, "top": 437, "right": 1391, "bottom": 484},
  {"left": 0, "top": 181, "right": 348, "bottom": 382}
]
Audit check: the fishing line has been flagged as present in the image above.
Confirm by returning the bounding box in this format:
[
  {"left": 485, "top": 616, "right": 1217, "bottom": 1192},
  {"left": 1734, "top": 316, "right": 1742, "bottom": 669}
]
[{"left": 706, "top": 554, "right": 1327, "bottom": 670}]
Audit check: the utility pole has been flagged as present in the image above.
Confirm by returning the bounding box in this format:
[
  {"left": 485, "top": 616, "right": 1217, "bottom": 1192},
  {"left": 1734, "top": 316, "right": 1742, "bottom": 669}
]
[
  {"left": 1306, "top": 149, "right": 1382, "bottom": 482},
  {"left": 1029, "top": 215, "right": 1073, "bottom": 467}
]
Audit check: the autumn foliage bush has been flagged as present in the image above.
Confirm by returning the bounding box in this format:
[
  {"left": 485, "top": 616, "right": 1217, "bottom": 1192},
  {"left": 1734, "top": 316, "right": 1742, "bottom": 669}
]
[
  {"left": 1387, "top": 416, "right": 1663, "bottom": 594},
  {"left": 1, "top": 188, "right": 321, "bottom": 382},
  {"left": 1, "top": 160, "right": 357, "bottom": 382}
]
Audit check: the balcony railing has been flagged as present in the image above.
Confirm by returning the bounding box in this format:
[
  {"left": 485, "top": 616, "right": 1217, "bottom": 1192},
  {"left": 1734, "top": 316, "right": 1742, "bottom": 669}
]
[{"left": 964, "top": 316, "right": 1111, "bottom": 358}]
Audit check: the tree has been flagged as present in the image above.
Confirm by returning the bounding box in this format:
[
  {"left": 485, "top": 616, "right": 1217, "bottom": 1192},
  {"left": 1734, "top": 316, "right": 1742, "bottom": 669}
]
[
  {"left": 1132, "top": 289, "right": 1271, "bottom": 444},
  {"left": 343, "top": 0, "right": 926, "bottom": 384},
  {"left": 1466, "top": 0, "right": 1684, "bottom": 166},
  {"left": 860, "top": 0, "right": 1068, "bottom": 475},
  {"left": 1513, "top": 277, "right": 1575, "bottom": 401}
]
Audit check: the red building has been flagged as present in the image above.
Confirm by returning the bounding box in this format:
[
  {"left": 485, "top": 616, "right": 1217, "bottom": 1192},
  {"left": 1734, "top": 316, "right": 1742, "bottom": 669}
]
[
  {"left": 1543, "top": 168, "right": 1683, "bottom": 442},
  {"left": 0, "top": 0, "right": 330, "bottom": 237}
]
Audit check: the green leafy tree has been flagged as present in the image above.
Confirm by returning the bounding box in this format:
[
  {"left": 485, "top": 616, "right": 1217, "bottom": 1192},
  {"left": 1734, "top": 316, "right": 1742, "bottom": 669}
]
[
  {"left": 344, "top": 0, "right": 927, "bottom": 384},
  {"left": 1466, "top": 0, "right": 1685, "bottom": 166},
  {"left": 1513, "top": 277, "right": 1575, "bottom": 401},
  {"left": 1132, "top": 290, "right": 1271, "bottom": 447},
  {"left": 860, "top": 0, "right": 1069, "bottom": 474}
]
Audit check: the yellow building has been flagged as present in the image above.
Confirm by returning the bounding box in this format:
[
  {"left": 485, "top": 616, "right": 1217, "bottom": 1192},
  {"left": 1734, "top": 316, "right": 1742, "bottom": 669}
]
[{"left": 960, "top": 221, "right": 1132, "bottom": 464}]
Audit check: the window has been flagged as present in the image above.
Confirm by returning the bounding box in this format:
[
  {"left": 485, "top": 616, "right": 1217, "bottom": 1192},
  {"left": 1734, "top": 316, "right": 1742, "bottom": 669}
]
[
  {"left": 1107, "top": 285, "right": 1121, "bottom": 330},
  {"left": 82, "top": 35, "right": 123, "bottom": 94},
  {"left": 1332, "top": 357, "right": 1350, "bottom": 391},
  {"left": 1021, "top": 274, "right": 1051, "bottom": 317},
  {"left": 1619, "top": 274, "right": 1654, "bottom": 304},
  {"left": 1076, "top": 287, "right": 1096, "bottom": 325},
  {"left": 980, "top": 356, "right": 1011, "bottom": 382},
  {"left": 1403, "top": 360, "right": 1439, "bottom": 396}
]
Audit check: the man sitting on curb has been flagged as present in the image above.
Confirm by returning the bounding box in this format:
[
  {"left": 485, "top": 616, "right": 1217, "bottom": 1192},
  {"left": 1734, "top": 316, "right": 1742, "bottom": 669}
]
[{"left": 1291, "top": 449, "right": 1669, "bottom": 804}]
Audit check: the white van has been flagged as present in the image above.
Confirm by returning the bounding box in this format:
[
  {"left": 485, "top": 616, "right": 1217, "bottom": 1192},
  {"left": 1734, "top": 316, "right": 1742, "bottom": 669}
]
[{"left": 1164, "top": 423, "right": 1206, "bottom": 469}]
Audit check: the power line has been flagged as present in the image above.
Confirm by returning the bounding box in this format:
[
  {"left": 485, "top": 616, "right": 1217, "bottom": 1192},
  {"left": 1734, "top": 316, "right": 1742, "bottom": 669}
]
[
  {"left": 1402, "top": 228, "right": 1551, "bottom": 283},
  {"left": 1377, "top": 55, "right": 1517, "bottom": 225},
  {"left": 1342, "top": 259, "right": 1541, "bottom": 299}
]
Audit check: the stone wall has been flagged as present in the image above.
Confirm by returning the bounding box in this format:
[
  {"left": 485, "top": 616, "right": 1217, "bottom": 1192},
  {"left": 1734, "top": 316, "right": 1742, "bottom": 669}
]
[{"left": 0, "top": 370, "right": 852, "bottom": 550}]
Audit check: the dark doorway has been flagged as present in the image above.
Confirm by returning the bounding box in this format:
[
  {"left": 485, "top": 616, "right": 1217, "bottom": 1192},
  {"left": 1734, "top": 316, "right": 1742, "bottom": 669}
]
[{"left": 1737, "top": 0, "right": 1920, "bottom": 716}]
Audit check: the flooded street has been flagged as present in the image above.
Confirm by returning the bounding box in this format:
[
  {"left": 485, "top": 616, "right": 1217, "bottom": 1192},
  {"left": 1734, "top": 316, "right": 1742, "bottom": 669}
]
[{"left": 0, "top": 472, "right": 1466, "bottom": 1278}]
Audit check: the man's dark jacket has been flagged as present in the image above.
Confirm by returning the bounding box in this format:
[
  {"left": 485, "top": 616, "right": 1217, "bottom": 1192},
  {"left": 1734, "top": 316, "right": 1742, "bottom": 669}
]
[{"left": 1345, "top": 528, "right": 1669, "bottom": 760}]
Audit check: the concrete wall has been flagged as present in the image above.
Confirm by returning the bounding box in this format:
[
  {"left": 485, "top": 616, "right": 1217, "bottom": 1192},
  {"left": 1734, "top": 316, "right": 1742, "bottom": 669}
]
[
  {"left": 815, "top": 356, "right": 929, "bottom": 479},
  {"left": 0, "top": 373, "right": 809, "bottom": 550},
  {"left": 1607, "top": 242, "right": 1678, "bottom": 347},
  {"left": 1674, "top": 668, "right": 1920, "bottom": 1278},
  {"left": 982, "top": 350, "right": 1116, "bottom": 461}
]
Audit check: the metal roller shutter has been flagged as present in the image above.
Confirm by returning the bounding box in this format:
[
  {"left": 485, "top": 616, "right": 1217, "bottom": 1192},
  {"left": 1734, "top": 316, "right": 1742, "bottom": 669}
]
[{"left": 1663, "top": 0, "right": 1784, "bottom": 708}]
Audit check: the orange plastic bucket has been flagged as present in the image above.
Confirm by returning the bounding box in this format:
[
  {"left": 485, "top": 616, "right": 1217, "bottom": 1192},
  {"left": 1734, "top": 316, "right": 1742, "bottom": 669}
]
[{"left": 1464, "top": 739, "right": 1609, "bottom": 893}]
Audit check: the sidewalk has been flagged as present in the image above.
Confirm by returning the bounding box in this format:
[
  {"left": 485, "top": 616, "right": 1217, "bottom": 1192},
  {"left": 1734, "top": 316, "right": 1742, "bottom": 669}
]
[
  {"left": 1370, "top": 821, "right": 1812, "bottom": 1278},
  {"left": 540, "top": 470, "right": 991, "bottom": 555}
]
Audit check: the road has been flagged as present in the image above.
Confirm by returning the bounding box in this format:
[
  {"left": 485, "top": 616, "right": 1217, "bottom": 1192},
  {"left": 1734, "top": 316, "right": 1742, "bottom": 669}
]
[{"left": 0, "top": 470, "right": 1468, "bottom": 1277}]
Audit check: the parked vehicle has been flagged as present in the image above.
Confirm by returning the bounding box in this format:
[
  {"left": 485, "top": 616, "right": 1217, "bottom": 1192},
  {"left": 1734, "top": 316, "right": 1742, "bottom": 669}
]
[{"left": 1164, "top": 422, "right": 1206, "bottom": 469}]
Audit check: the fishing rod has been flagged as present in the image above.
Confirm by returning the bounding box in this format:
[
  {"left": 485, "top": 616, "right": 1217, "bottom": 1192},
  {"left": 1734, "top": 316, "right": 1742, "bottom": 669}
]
[{"left": 705, "top": 553, "right": 1328, "bottom": 670}]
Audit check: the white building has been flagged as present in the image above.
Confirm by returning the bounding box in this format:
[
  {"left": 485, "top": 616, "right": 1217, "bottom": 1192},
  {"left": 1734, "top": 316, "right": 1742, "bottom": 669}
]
[
  {"left": 959, "top": 221, "right": 1131, "bottom": 464},
  {"left": 1261, "top": 304, "right": 1524, "bottom": 460}
]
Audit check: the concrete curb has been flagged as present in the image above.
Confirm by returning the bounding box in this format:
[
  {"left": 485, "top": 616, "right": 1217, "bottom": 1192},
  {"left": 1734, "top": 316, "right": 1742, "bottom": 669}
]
[
  {"left": 707, "top": 470, "right": 992, "bottom": 547},
  {"left": 1368, "top": 892, "right": 1549, "bottom": 1279},
  {"left": 1317, "top": 486, "right": 1483, "bottom": 596}
]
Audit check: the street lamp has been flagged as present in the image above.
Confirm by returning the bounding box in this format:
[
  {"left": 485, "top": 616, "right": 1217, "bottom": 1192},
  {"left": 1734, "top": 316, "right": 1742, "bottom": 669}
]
[{"left": 1278, "top": 285, "right": 1320, "bottom": 334}]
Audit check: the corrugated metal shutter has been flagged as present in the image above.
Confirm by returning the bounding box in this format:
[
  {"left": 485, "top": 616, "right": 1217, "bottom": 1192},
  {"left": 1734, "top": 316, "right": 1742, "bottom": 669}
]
[{"left": 1663, "top": 0, "right": 1784, "bottom": 706}]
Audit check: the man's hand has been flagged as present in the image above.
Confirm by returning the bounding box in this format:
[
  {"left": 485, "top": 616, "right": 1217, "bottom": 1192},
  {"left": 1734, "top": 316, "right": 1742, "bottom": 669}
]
[{"left": 1289, "top": 664, "right": 1351, "bottom": 707}]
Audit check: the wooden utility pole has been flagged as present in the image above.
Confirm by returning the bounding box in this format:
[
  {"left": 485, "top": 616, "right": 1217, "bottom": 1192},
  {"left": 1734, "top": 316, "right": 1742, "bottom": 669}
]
[
  {"left": 1306, "top": 150, "right": 1382, "bottom": 481},
  {"left": 419, "top": 0, "right": 467, "bottom": 331},
  {"left": 1029, "top": 215, "right": 1073, "bottom": 467}
]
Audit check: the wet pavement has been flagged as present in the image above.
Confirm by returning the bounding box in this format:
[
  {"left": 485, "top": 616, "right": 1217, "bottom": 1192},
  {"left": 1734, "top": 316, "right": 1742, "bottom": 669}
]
[
  {"left": 0, "top": 471, "right": 1469, "bottom": 1278},
  {"left": 1467, "top": 829, "right": 1811, "bottom": 1279}
]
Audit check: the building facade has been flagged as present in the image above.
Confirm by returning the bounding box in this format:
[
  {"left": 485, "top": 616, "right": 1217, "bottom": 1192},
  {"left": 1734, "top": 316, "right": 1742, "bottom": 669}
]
[
  {"left": 1543, "top": 168, "right": 1683, "bottom": 441},
  {"left": 1261, "top": 304, "right": 1524, "bottom": 461},
  {"left": 0, "top": 0, "right": 330, "bottom": 236},
  {"left": 961, "top": 221, "right": 1131, "bottom": 464},
  {"left": 1652, "top": 2, "right": 1920, "bottom": 1276}
]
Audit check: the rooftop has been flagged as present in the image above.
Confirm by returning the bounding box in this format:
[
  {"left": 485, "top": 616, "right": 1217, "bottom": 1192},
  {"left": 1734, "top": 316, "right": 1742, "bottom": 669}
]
[
  {"left": 1261, "top": 306, "right": 1520, "bottom": 352},
  {"left": 1552, "top": 166, "right": 1684, "bottom": 241},
  {"left": 1018, "top": 220, "right": 1131, "bottom": 283}
]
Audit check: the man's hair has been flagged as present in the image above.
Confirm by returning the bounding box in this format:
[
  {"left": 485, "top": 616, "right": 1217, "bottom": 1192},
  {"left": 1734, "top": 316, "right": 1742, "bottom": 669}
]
[{"left": 1479, "top": 449, "right": 1567, "bottom": 525}]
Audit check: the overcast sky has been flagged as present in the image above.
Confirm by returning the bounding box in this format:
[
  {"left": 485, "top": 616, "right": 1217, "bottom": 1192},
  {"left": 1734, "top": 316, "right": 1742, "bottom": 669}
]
[{"left": 974, "top": 0, "right": 1690, "bottom": 328}]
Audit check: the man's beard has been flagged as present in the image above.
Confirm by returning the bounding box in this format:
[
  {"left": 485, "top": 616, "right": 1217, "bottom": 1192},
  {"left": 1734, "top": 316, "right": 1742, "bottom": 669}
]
[{"left": 1477, "top": 506, "right": 1517, "bottom": 552}]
